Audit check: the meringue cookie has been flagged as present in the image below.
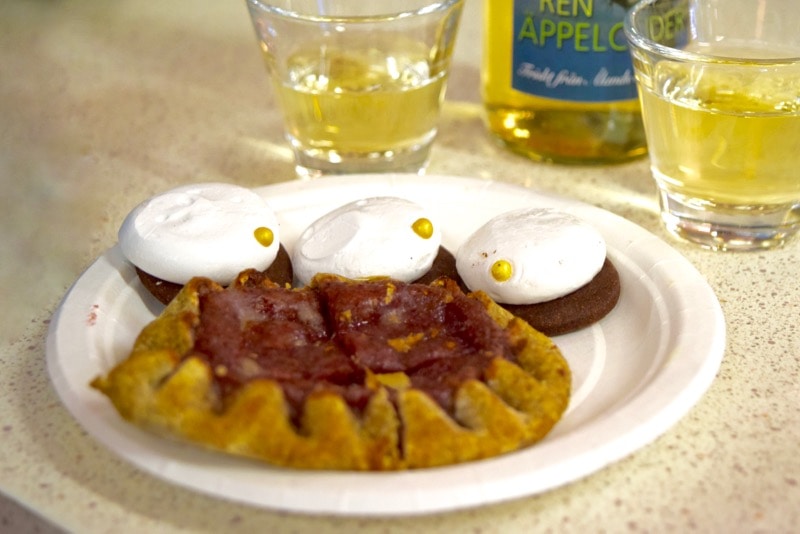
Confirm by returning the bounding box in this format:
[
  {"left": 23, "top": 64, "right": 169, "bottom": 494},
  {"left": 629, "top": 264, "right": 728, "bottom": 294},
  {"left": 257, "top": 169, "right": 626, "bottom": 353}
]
[
  {"left": 291, "top": 197, "right": 441, "bottom": 286},
  {"left": 456, "top": 208, "right": 606, "bottom": 304},
  {"left": 118, "top": 183, "right": 280, "bottom": 285}
]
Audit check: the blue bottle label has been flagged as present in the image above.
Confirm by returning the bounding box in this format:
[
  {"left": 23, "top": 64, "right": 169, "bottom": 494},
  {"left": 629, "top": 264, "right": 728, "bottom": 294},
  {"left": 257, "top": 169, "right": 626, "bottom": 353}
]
[{"left": 512, "top": 0, "right": 637, "bottom": 102}]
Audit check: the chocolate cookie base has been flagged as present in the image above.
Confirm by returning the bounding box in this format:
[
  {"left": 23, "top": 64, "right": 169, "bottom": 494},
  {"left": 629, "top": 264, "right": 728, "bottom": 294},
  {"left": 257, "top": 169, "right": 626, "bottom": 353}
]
[
  {"left": 503, "top": 258, "right": 621, "bottom": 337},
  {"left": 418, "top": 250, "right": 620, "bottom": 336},
  {"left": 135, "top": 245, "right": 294, "bottom": 305},
  {"left": 414, "top": 247, "right": 465, "bottom": 288},
  {"left": 136, "top": 244, "right": 619, "bottom": 337}
]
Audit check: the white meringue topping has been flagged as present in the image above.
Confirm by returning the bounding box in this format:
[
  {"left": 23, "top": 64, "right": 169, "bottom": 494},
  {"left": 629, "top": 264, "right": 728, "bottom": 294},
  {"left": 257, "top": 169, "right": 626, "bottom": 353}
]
[
  {"left": 291, "top": 196, "right": 441, "bottom": 286},
  {"left": 456, "top": 208, "right": 606, "bottom": 304},
  {"left": 118, "top": 183, "right": 280, "bottom": 285}
]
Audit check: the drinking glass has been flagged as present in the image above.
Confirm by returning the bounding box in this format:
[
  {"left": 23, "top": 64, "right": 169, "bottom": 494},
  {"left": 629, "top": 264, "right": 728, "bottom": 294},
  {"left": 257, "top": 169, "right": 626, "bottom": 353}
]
[
  {"left": 625, "top": 0, "right": 800, "bottom": 250},
  {"left": 246, "top": 0, "right": 464, "bottom": 179}
]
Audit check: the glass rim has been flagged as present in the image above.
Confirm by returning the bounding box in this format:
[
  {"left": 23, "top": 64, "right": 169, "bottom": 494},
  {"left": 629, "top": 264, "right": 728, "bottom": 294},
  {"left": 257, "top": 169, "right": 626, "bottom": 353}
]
[
  {"left": 624, "top": 0, "right": 800, "bottom": 65},
  {"left": 245, "top": 0, "right": 463, "bottom": 23}
]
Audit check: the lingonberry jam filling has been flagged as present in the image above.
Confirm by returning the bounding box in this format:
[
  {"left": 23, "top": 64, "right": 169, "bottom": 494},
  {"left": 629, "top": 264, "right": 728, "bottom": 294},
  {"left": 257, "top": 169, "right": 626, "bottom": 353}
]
[{"left": 192, "top": 278, "right": 516, "bottom": 423}]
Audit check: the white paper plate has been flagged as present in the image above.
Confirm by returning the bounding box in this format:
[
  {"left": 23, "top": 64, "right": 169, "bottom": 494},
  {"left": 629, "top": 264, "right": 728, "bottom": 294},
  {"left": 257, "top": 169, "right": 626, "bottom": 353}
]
[{"left": 46, "top": 175, "right": 726, "bottom": 516}]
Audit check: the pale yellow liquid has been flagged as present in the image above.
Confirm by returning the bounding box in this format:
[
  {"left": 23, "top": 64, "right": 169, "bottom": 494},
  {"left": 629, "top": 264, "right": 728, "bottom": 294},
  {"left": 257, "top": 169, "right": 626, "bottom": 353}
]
[
  {"left": 640, "top": 50, "right": 800, "bottom": 206},
  {"left": 270, "top": 44, "right": 445, "bottom": 158},
  {"left": 481, "top": 0, "right": 647, "bottom": 164}
]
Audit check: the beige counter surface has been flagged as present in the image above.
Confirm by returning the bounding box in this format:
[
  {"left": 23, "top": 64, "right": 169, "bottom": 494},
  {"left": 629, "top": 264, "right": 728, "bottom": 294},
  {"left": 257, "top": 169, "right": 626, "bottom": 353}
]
[{"left": 2, "top": 1, "right": 798, "bottom": 532}]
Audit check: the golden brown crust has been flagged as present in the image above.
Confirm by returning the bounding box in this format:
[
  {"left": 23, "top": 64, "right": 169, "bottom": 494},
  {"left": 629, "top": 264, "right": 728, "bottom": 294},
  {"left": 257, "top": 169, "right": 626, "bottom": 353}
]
[{"left": 91, "top": 275, "right": 571, "bottom": 470}]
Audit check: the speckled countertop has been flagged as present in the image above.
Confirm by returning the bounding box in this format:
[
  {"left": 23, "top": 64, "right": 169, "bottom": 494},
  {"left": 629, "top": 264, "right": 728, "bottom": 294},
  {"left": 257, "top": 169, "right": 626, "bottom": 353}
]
[{"left": 2, "top": 1, "right": 798, "bottom": 532}]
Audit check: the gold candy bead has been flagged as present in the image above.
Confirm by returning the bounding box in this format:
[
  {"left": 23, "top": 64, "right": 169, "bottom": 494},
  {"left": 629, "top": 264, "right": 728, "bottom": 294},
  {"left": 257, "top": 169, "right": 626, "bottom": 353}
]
[
  {"left": 491, "top": 259, "right": 513, "bottom": 282},
  {"left": 411, "top": 217, "right": 434, "bottom": 239},
  {"left": 253, "top": 226, "right": 275, "bottom": 247}
]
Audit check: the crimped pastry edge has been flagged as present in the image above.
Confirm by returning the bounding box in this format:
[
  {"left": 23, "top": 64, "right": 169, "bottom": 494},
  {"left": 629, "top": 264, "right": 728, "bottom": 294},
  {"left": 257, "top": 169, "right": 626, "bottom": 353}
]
[{"left": 91, "top": 275, "right": 571, "bottom": 470}]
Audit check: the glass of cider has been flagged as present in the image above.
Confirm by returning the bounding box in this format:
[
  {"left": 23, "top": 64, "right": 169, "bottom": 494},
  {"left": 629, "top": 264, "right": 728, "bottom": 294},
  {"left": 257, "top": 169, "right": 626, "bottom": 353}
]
[
  {"left": 246, "top": 0, "right": 464, "bottom": 179},
  {"left": 625, "top": 0, "right": 800, "bottom": 251}
]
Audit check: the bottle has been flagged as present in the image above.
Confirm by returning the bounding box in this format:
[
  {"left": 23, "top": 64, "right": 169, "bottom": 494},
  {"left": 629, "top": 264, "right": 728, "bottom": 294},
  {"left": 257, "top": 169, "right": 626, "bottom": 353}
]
[{"left": 482, "top": 0, "right": 646, "bottom": 164}]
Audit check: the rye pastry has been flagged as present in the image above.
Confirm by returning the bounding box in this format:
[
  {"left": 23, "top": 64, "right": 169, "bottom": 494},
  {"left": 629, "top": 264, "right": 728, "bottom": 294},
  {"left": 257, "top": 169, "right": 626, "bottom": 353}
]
[{"left": 91, "top": 273, "right": 571, "bottom": 471}]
